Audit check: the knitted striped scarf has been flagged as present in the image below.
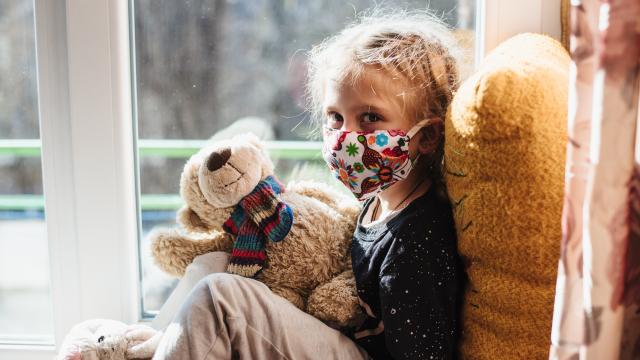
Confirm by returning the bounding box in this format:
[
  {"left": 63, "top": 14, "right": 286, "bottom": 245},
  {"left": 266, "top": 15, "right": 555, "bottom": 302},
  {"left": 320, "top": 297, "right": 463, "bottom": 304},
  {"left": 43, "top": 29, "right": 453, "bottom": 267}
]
[{"left": 222, "top": 175, "right": 293, "bottom": 278}]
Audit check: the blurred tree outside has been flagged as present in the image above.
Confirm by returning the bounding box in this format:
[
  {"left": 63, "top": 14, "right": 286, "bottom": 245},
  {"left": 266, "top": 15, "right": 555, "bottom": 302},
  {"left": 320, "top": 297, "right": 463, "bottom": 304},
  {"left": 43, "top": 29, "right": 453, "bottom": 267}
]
[
  {"left": 132, "top": 0, "right": 475, "bottom": 195},
  {"left": 0, "top": 0, "right": 41, "bottom": 196}
]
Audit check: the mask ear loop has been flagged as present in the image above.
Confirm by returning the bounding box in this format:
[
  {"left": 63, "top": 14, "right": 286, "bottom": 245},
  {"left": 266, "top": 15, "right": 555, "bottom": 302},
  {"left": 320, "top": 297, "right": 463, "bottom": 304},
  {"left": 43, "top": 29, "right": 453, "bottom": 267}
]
[
  {"left": 410, "top": 152, "right": 422, "bottom": 166},
  {"left": 406, "top": 118, "right": 436, "bottom": 164},
  {"left": 406, "top": 118, "right": 435, "bottom": 139}
]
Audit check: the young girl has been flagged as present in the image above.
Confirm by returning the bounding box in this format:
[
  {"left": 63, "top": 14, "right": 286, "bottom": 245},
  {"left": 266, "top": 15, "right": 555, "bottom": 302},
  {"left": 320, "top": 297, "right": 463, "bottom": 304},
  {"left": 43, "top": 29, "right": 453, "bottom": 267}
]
[{"left": 153, "top": 10, "right": 464, "bottom": 360}]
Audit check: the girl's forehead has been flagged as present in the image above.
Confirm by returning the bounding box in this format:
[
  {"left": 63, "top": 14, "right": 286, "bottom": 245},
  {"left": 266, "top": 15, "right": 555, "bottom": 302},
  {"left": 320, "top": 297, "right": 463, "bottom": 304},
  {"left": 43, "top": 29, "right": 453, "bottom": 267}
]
[{"left": 324, "top": 66, "right": 411, "bottom": 108}]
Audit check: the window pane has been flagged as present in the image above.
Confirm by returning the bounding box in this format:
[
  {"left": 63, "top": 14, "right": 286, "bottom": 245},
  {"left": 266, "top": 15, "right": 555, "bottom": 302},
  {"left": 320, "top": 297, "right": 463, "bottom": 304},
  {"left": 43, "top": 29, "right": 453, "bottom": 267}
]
[
  {"left": 0, "top": 0, "right": 54, "bottom": 344},
  {"left": 131, "top": 0, "right": 476, "bottom": 316}
]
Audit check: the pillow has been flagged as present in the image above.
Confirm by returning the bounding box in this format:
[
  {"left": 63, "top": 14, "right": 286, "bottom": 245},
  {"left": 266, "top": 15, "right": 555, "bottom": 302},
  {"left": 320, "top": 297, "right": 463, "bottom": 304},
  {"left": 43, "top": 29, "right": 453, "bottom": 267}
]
[{"left": 444, "top": 33, "right": 569, "bottom": 359}]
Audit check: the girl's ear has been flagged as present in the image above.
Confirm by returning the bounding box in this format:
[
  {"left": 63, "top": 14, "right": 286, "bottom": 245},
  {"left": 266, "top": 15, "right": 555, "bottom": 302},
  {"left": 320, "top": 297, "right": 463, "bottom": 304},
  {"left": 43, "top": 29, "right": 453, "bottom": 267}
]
[{"left": 417, "top": 118, "right": 444, "bottom": 154}]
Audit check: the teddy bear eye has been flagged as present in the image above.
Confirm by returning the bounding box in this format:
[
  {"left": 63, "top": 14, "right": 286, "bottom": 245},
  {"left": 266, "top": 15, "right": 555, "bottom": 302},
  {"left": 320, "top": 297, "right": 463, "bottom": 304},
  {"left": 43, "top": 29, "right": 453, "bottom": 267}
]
[{"left": 97, "top": 335, "right": 105, "bottom": 343}]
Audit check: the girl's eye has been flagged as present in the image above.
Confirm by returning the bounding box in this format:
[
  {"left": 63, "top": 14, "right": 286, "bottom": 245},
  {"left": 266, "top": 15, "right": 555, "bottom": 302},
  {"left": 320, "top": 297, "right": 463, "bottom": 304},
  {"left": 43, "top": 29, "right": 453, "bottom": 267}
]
[
  {"left": 362, "top": 112, "right": 382, "bottom": 123},
  {"left": 326, "top": 112, "right": 344, "bottom": 127}
]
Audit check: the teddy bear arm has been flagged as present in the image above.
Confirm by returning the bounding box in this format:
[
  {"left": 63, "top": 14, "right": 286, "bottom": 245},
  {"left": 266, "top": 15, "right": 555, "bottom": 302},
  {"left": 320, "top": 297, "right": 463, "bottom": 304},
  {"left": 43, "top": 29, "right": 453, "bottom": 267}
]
[
  {"left": 270, "top": 286, "right": 306, "bottom": 310},
  {"left": 177, "top": 205, "right": 211, "bottom": 233},
  {"left": 150, "top": 228, "right": 234, "bottom": 277},
  {"left": 306, "top": 270, "right": 365, "bottom": 328}
]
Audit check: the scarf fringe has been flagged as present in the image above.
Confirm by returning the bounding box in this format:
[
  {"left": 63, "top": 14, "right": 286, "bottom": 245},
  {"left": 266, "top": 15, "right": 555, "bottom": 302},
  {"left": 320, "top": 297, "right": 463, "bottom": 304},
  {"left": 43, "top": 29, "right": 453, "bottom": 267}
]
[{"left": 226, "top": 263, "right": 264, "bottom": 278}]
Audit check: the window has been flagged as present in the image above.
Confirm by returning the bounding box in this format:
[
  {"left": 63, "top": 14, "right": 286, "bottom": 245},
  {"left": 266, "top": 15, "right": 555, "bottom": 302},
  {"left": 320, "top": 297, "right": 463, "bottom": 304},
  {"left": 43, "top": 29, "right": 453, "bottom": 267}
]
[
  {"left": 130, "top": 0, "right": 477, "bottom": 316},
  {"left": 0, "top": 0, "right": 54, "bottom": 344}
]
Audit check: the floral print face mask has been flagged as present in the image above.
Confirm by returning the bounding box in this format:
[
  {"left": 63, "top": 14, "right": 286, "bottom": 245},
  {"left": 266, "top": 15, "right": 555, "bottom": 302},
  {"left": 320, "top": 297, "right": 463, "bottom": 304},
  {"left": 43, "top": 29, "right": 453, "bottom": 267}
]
[{"left": 321, "top": 119, "right": 431, "bottom": 201}]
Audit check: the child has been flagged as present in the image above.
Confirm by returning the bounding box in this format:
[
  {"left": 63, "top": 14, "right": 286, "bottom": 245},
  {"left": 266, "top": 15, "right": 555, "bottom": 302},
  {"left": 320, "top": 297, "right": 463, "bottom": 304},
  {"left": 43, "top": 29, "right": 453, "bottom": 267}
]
[
  {"left": 153, "top": 10, "right": 464, "bottom": 360},
  {"left": 310, "top": 10, "right": 465, "bottom": 359}
]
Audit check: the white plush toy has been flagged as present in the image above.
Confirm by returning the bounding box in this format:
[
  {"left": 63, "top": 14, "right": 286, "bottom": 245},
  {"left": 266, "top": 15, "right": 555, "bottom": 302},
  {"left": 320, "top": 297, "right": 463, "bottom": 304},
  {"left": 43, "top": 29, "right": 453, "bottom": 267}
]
[{"left": 57, "top": 319, "right": 162, "bottom": 360}]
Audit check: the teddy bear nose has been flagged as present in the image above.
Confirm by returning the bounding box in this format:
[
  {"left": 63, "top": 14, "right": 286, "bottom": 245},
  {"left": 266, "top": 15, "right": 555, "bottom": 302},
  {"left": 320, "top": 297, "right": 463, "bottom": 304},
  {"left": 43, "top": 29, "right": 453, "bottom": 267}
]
[{"left": 207, "top": 147, "right": 232, "bottom": 171}]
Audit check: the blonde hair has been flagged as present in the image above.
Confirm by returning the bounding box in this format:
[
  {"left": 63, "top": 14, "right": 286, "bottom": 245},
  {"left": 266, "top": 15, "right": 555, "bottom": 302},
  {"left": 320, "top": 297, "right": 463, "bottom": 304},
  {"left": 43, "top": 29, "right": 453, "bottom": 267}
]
[
  {"left": 306, "top": 8, "right": 460, "bottom": 125},
  {"left": 305, "top": 8, "right": 461, "bottom": 191}
]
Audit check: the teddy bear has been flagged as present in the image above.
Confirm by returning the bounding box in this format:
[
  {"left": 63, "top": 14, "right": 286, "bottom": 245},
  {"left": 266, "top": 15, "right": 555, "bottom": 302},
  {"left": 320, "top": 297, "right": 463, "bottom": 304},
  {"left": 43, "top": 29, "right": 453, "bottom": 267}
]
[
  {"left": 444, "top": 33, "right": 568, "bottom": 359},
  {"left": 148, "top": 132, "right": 365, "bottom": 328},
  {"left": 56, "top": 319, "right": 162, "bottom": 360}
]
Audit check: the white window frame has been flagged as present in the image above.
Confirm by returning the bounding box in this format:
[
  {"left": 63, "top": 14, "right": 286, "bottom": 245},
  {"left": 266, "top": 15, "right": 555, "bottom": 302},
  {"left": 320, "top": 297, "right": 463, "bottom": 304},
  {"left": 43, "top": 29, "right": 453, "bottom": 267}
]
[
  {"left": 477, "top": 0, "right": 561, "bottom": 60},
  {"left": 1, "top": 0, "right": 561, "bottom": 358},
  {"left": 0, "top": 1, "right": 138, "bottom": 359}
]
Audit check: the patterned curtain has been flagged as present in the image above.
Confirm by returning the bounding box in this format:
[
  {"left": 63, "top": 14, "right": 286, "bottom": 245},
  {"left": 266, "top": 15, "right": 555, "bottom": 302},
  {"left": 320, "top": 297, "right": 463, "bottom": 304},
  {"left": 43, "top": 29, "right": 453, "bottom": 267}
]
[{"left": 549, "top": 0, "right": 640, "bottom": 359}]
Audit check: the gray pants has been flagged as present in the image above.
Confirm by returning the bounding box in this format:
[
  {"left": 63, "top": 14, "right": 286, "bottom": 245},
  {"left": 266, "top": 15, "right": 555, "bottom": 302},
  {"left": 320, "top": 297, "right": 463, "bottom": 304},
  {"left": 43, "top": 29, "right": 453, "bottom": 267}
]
[{"left": 152, "top": 272, "right": 370, "bottom": 360}]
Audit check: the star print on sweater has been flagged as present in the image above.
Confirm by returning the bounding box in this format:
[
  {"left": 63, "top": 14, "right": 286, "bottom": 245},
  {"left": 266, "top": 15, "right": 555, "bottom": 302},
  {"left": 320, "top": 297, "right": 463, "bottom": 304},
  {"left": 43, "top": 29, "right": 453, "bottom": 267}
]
[{"left": 348, "top": 183, "right": 465, "bottom": 360}]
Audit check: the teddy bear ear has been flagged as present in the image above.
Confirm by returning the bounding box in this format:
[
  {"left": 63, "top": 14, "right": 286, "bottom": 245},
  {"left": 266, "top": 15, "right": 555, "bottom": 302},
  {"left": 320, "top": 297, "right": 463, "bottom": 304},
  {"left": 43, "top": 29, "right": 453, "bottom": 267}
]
[
  {"left": 235, "top": 132, "right": 276, "bottom": 177},
  {"left": 236, "top": 132, "right": 265, "bottom": 150},
  {"left": 177, "top": 206, "right": 210, "bottom": 233}
]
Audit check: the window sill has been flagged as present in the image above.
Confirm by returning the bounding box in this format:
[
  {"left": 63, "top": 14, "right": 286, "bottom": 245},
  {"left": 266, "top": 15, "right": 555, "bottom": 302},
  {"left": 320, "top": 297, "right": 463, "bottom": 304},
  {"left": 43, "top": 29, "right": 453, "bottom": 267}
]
[{"left": 0, "top": 343, "right": 56, "bottom": 360}]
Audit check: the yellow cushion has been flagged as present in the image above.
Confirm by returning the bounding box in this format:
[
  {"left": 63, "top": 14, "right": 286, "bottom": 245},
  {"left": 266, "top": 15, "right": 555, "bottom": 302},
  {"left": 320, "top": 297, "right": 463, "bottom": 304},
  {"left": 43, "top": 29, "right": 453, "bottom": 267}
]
[{"left": 444, "top": 33, "right": 569, "bottom": 359}]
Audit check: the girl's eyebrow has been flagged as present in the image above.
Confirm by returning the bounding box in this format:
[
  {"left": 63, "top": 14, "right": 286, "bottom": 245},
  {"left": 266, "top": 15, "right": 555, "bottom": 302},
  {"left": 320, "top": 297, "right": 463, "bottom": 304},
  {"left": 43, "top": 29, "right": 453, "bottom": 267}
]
[
  {"left": 323, "top": 106, "right": 337, "bottom": 114},
  {"left": 356, "top": 105, "right": 385, "bottom": 113},
  {"left": 323, "top": 104, "right": 387, "bottom": 114}
]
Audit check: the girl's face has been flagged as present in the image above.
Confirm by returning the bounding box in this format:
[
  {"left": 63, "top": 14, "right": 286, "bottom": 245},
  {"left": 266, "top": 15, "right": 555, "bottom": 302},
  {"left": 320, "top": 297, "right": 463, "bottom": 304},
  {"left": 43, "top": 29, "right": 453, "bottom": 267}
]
[
  {"left": 321, "top": 65, "right": 443, "bottom": 162},
  {"left": 322, "top": 66, "right": 415, "bottom": 134}
]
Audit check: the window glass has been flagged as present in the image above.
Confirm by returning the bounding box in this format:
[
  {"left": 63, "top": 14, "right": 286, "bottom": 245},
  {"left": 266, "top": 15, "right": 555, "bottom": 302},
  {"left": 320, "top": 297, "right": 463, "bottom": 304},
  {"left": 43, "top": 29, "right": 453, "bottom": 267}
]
[
  {"left": 131, "top": 0, "right": 476, "bottom": 315},
  {"left": 0, "top": 0, "right": 54, "bottom": 344}
]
